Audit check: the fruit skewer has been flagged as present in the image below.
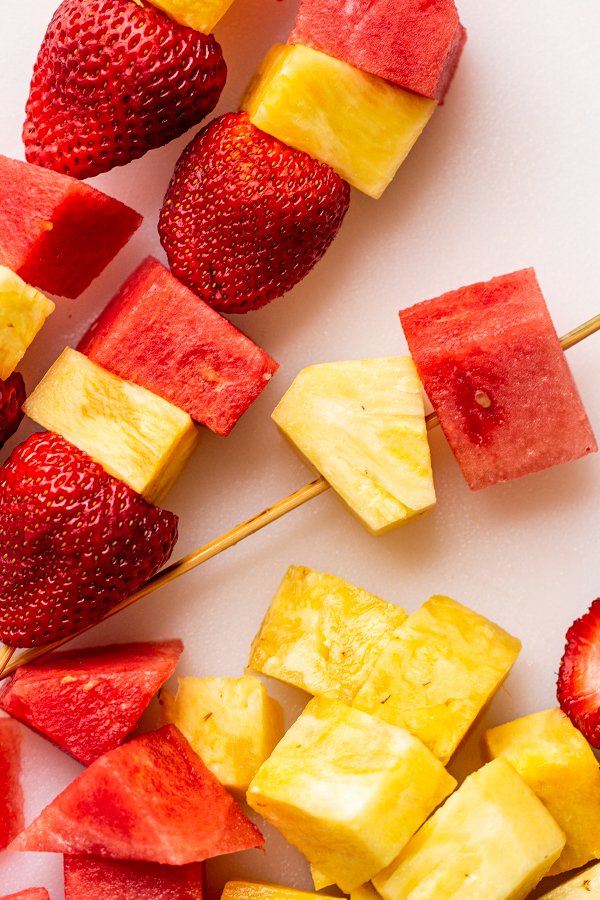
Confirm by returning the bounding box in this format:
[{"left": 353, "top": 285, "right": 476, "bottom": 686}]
[{"left": 1, "top": 307, "right": 597, "bottom": 680}]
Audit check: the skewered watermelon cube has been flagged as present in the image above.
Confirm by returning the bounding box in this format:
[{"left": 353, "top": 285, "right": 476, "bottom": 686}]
[
  {"left": 373, "top": 758, "right": 565, "bottom": 900},
  {"left": 0, "top": 718, "right": 24, "bottom": 849},
  {"left": 272, "top": 357, "right": 436, "bottom": 534},
  {"left": 538, "top": 861, "right": 600, "bottom": 898},
  {"left": 0, "top": 640, "right": 183, "bottom": 766},
  {"left": 23, "top": 348, "right": 199, "bottom": 505},
  {"left": 0, "top": 267, "right": 54, "bottom": 380},
  {"left": 10, "top": 724, "right": 264, "bottom": 863},
  {"left": 243, "top": 44, "right": 436, "bottom": 199},
  {"left": 400, "top": 269, "right": 597, "bottom": 490},
  {"left": 484, "top": 708, "right": 600, "bottom": 875},
  {"left": 0, "top": 891, "right": 50, "bottom": 900},
  {"left": 221, "top": 884, "right": 324, "bottom": 900},
  {"left": 249, "top": 565, "right": 406, "bottom": 702},
  {"left": 78, "top": 258, "right": 278, "bottom": 436},
  {"left": 0, "top": 155, "right": 141, "bottom": 298},
  {"left": 290, "top": 0, "right": 466, "bottom": 101},
  {"left": 64, "top": 855, "right": 204, "bottom": 899},
  {"left": 145, "top": 0, "right": 235, "bottom": 34}
]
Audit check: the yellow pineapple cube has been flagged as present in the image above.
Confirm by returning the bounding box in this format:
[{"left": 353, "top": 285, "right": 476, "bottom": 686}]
[
  {"left": 352, "top": 595, "right": 521, "bottom": 764},
  {"left": 145, "top": 0, "right": 235, "bottom": 34},
  {"left": 351, "top": 885, "right": 383, "bottom": 900},
  {"left": 271, "top": 358, "right": 436, "bottom": 535},
  {"left": 243, "top": 43, "right": 436, "bottom": 199},
  {"left": 310, "top": 866, "right": 333, "bottom": 890},
  {"left": 23, "top": 348, "right": 198, "bottom": 504},
  {"left": 484, "top": 708, "right": 600, "bottom": 875},
  {"left": 538, "top": 861, "right": 600, "bottom": 897},
  {"left": 249, "top": 565, "right": 406, "bottom": 703},
  {"left": 158, "top": 674, "right": 284, "bottom": 795},
  {"left": 221, "top": 883, "right": 326, "bottom": 900},
  {"left": 0, "top": 266, "right": 54, "bottom": 379},
  {"left": 247, "top": 696, "right": 456, "bottom": 893},
  {"left": 373, "top": 758, "right": 565, "bottom": 900}
]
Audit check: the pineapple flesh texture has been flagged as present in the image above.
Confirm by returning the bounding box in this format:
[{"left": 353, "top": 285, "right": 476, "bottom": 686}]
[
  {"left": 158, "top": 675, "right": 284, "bottom": 795},
  {"left": 0, "top": 265, "right": 54, "bottom": 380},
  {"left": 23, "top": 347, "right": 198, "bottom": 505},
  {"left": 145, "top": 0, "right": 235, "bottom": 35},
  {"left": 243, "top": 44, "right": 436, "bottom": 199},
  {"left": 484, "top": 707, "right": 600, "bottom": 876},
  {"left": 351, "top": 885, "right": 383, "bottom": 900},
  {"left": 221, "top": 883, "right": 326, "bottom": 900},
  {"left": 246, "top": 696, "right": 456, "bottom": 894},
  {"left": 373, "top": 758, "right": 566, "bottom": 900},
  {"left": 271, "top": 358, "right": 436, "bottom": 535},
  {"left": 538, "top": 860, "right": 600, "bottom": 898},
  {"left": 249, "top": 565, "right": 407, "bottom": 703},
  {"left": 352, "top": 594, "right": 521, "bottom": 764}
]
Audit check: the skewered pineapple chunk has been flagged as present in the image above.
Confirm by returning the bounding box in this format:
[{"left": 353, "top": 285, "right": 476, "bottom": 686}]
[
  {"left": 538, "top": 861, "right": 600, "bottom": 897},
  {"left": 0, "top": 266, "right": 54, "bottom": 379},
  {"left": 145, "top": 0, "right": 235, "bottom": 34},
  {"left": 221, "top": 884, "right": 326, "bottom": 900}
]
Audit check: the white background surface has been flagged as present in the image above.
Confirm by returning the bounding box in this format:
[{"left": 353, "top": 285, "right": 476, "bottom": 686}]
[{"left": 1, "top": 0, "right": 600, "bottom": 896}]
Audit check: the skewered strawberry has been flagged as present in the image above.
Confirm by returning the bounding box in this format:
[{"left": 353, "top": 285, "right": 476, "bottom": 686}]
[
  {"left": 24, "top": 0, "right": 227, "bottom": 180},
  {"left": 557, "top": 599, "right": 600, "bottom": 748},
  {"left": 0, "top": 432, "right": 178, "bottom": 648},
  {"left": 0, "top": 373, "right": 26, "bottom": 450},
  {"left": 159, "top": 112, "right": 350, "bottom": 314}
]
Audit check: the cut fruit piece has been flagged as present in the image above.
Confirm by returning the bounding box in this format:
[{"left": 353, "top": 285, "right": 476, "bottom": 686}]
[
  {"left": 272, "top": 357, "right": 436, "bottom": 534},
  {"left": 538, "top": 861, "right": 600, "bottom": 897},
  {"left": 350, "top": 886, "right": 382, "bottom": 900},
  {"left": 0, "top": 373, "right": 26, "bottom": 451},
  {"left": 0, "top": 718, "right": 24, "bottom": 850},
  {"left": 64, "top": 855, "right": 204, "bottom": 899},
  {"left": 0, "top": 891, "right": 50, "bottom": 900},
  {"left": 247, "top": 696, "right": 455, "bottom": 893},
  {"left": 291, "top": 0, "right": 465, "bottom": 101},
  {"left": 0, "top": 267, "right": 54, "bottom": 380},
  {"left": 23, "top": 348, "right": 199, "bottom": 505},
  {"left": 352, "top": 595, "right": 521, "bottom": 764},
  {"left": 400, "top": 268, "right": 597, "bottom": 490},
  {"left": 249, "top": 565, "right": 406, "bottom": 702},
  {"left": 10, "top": 724, "right": 264, "bottom": 864},
  {"left": 0, "top": 155, "right": 141, "bottom": 298},
  {"left": 158, "top": 675, "right": 284, "bottom": 795},
  {"left": 78, "top": 258, "right": 278, "bottom": 436},
  {"left": 484, "top": 708, "right": 600, "bottom": 876},
  {"left": 557, "top": 598, "right": 600, "bottom": 748},
  {"left": 373, "top": 758, "right": 565, "bottom": 900},
  {"left": 0, "top": 640, "right": 183, "bottom": 766},
  {"left": 243, "top": 44, "right": 436, "bottom": 199},
  {"left": 310, "top": 867, "right": 333, "bottom": 890},
  {"left": 145, "top": 0, "right": 235, "bottom": 35},
  {"left": 221, "top": 884, "right": 325, "bottom": 900}
]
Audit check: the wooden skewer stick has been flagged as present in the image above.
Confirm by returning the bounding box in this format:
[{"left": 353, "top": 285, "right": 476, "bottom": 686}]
[{"left": 2, "top": 311, "right": 599, "bottom": 679}]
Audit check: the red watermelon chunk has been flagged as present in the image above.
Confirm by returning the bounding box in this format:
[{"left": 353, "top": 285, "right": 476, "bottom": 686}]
[
  {"left": 0, "top": 155, "right": 142, "bottom": 298},
  {"left": 1, "top": 891, "right": 50, "bottom": 899},
  {"left": 10, "top": 724, "right": 264, "bottom": 864},
  {"left": 400, "top": 268, "right": 597, "bottom": 490},
  {"left": 290, "top": 0, "right": 466, "bottom": 101},
  {"left": 0, "top": 718, "right": 24, "bottom": 849},
  {"left": 64, "top": 855, "right": 204, "bottom": 899},
  {"left": 77, "top": 257, "right": 279, "bottom": 435},
  {"left": 0, "top": 640, "right": 183, "bottom": 766}
]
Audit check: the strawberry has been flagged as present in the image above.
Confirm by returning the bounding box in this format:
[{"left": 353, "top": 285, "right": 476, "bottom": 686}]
[
  {"left": 0, "top": 373, "right": 25, "bottom": 450},
  {"left": 557, "top": 598, "right": 600, "bottom": 747},
  {"left": 159, "top": 111, "right": 351, "bottom": 314},
  {"left": 23, "top": 0, "right": 227, "bottom": 180},
  {"left": 0, "top": 432, "right": 178, "bottom": 648}
]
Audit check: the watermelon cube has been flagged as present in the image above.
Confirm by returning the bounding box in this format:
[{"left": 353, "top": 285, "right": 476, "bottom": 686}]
[
  {"left": 10, "top": 724, "right": 264, "bottom": 864},
  {"left": 400, "top": 269, "right": 597, "bottom": 490},
  {"left": 78, "top": 257, "right": 278, "bottom": 435},
  {"left": 0, "top": 640, "right": 183, "bottom": 766},
  {"left": 64, "top": 855, "right": 204, "bottom": 899},
  {"left": 0, "top": 155, "right": 142, "bottom": 298},
  {"left": 290, "top": 0, "right": 466, "bottom": 102},
  {"left": 0, "top": 718, "right": 24, "bottom": 850},
  {"left": 0, "top": 892, "right": 50, "bottom": 900}
]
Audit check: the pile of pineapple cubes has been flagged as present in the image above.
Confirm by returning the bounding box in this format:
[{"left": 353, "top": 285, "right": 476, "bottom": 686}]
[{"left": 161, "top": 564, "right": 600, "bottom": 899}]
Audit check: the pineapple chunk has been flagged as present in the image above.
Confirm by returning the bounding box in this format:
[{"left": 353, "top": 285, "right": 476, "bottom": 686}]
[
  {"left": 243, "top": 43, "right": 436, "bottom": 199},
  {"left": 221, "top": 883, "right": 326, "bottom": 900},
  {"left": 484, "top": 708, "right": 600, "bottom": 875},
  {"left": 271, "top": 358, "right": 436, "bottom": 535},
  {"left": 311, "top": 866, "right": 334, "bottom": 890},
  {"left": 23, "top": 348, "right": 198, "bottom": 504},
  {"left": 538, "top": 861, "right": 600, "bottom": 897},
  {"left": 145, "top": 0, "right": 235, "bottom": 34},
  {"left": 352, "top": 595, "right": 521, "bottom": 764},
  {"left": 351, "top": 885, "right": 383, "bottom": 900},
  {"left": 158, "top": 675, "right": 284, "bottom": 795},
  {"left": 373, "top": 758, "right": 566, "bottom": 900},
  {"left": 249, "top": 565, "right": 406, "bottom": 702},
  {"left": 247, "top": 696, "right": 456, "bottom": 893},
  {"left": 0, "top": 266, "right": 54, "bottom": 379}
]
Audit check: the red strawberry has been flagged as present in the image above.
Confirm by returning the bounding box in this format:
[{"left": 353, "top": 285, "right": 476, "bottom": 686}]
[
  {"left": 159, "top": 111, "right": 351, "bottom": 314},
  {"left": 23, "top": 0, "right": 227, "bottom": 180},
  {"left": 0, "top": 373, "right": 25, "bottom": 449},
  {"left": 0, "top": 432, "right": 178, "bottom": 648},
  {"left": 557, "top": 598, "right": 600, "bottom": 747}
]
